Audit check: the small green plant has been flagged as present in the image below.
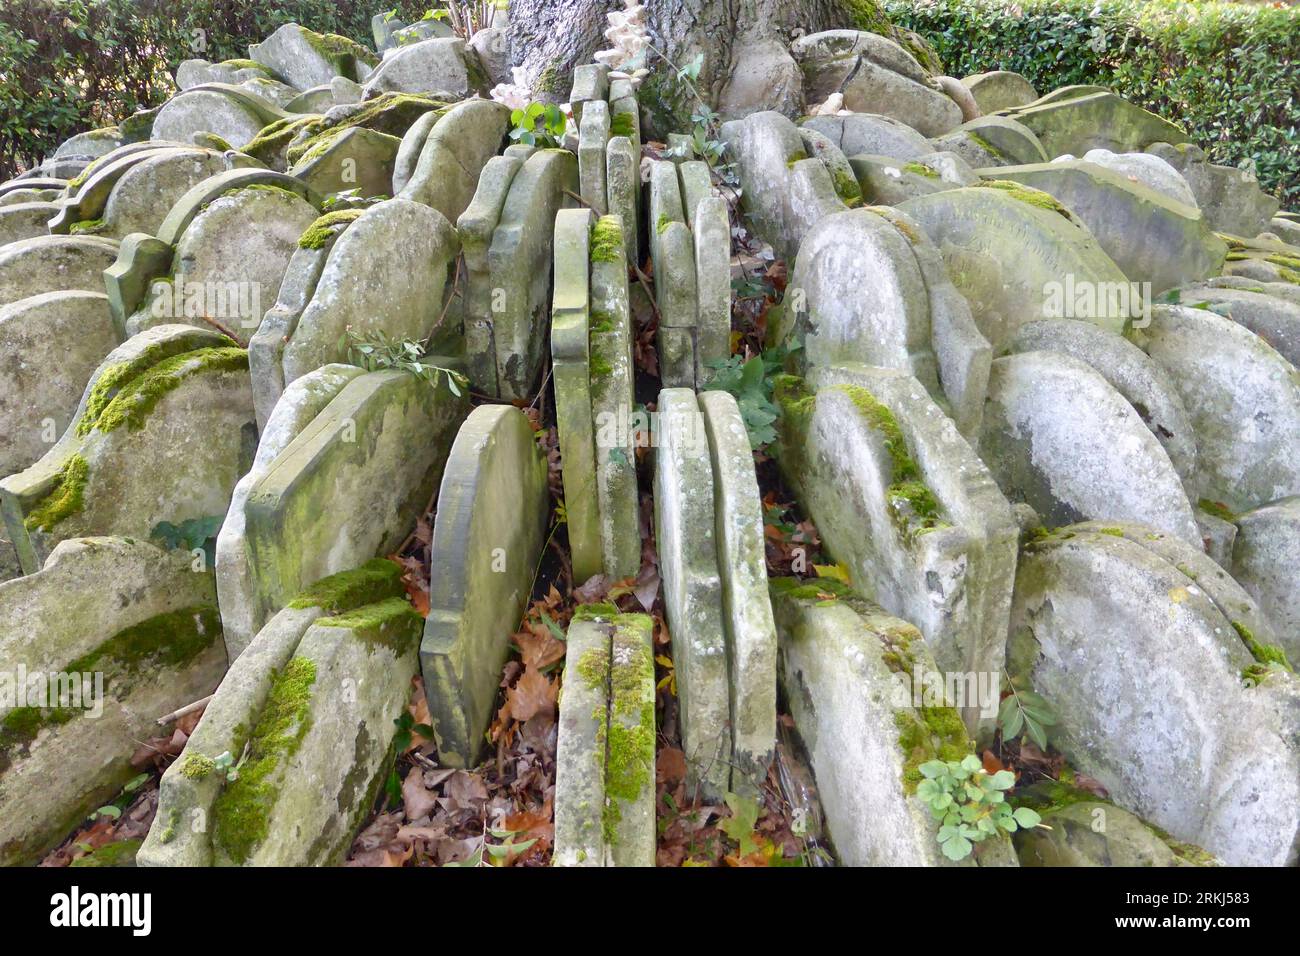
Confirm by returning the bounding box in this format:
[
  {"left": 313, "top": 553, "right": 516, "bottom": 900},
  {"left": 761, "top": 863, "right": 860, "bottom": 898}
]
[
  {"left": 997, "top": 678, "right": 1058, "bottom": 751},
  {"left": 443, "top": 825, "right": 538, "bottom": 867},
  {"left": 916, "top": 755, "right": 1042, "bottom": 860},
  {"left": 509, "top": 101, "right": 567, "bottom": 148},
  {"left": 340, "top": 328, "right": 468, "bottom": 397},
  {"left": 703, "top": 343, "right": 799, "bottom": 449},
  {"left": 150, "top": 515, "right": 223, "bottom": 565}
]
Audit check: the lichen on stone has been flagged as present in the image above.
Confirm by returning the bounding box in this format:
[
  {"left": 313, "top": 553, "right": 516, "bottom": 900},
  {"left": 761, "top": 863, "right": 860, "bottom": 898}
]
[
  {"left": 286, "top": 93, "right": 445, "bottom": 167},
  {"left": 300, "top": 27, "right": 379, "bottom": 70},
  {"left": 178, "top": 752, "right": 216, "bottom": 779}
]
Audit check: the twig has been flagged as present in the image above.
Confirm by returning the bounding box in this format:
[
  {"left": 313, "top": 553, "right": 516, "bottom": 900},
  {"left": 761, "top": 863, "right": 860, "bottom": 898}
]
[
  {"left": 563, "top": 188, "right": 596, "bottom": 211},
  {"left": 156, "top": 695, "right": 213, "bottom": 726},
  {"left": 199, "top": 313, "right": 246, "bottom": 347},
  {"left": 633, "top": 264, "right": 661, "bottom": 325}
]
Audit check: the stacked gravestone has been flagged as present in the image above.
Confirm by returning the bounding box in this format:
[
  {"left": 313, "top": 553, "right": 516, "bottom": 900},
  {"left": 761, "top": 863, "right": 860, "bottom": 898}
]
[
  {"left": 549, "top": 209, "right": 640, "bottom": 584},
  {"left": 420, "top": 405, "right": 550, "bottom": 768},
  {"left": 642, "top": 154, "right": 731, "bottom": 389},
  {"left": 655, "top": 388, "right": 777, "bottom": 798},
  {"left": 0, "top": 325, "right": 254, "bottom": 575},
  {"left": 553, "top": 605, "right": 656, "bottom": 867},
  {"left": 0, "top": 537, "right": 227, "bottom": 865},
  {"left": 458, "top": 148, "right": 578, "bottom": 399},
  {"left": 141, "top": 560, "right": 420, "bottom": 866}
]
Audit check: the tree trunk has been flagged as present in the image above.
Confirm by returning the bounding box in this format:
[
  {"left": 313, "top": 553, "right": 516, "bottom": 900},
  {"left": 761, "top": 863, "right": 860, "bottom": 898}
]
[{"left": 506, "top": 0, "right": 886, "bottom": 115}]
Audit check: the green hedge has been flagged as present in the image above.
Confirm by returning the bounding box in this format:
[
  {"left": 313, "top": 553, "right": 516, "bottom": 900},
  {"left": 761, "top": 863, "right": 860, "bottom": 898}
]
[
  {"left": 0, "top": 1, "right": 429, "bottom": 181},
  {"left": 885, "top": 0, "right": 1300, "bottom": 209}
]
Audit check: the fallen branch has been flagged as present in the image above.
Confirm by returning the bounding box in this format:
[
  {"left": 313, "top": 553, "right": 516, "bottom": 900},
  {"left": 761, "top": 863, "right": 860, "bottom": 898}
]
[{"left": 156, "top": 694, "right": 213, "bottom": 727}]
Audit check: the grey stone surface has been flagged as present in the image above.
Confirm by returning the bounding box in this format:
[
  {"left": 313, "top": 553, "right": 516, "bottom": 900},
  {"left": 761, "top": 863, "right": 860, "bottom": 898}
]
[
  {"left": 717, "top": 35, "right": 803, "bottom": 121},
  {"left": 1010, "top": 525, "right": 1300, "bottom": 866},
  {"left": 0, "top": 235, "right": 119, "bottom": 307},
  {"left": 789, "top": 366, "right": 1019, "bottom": 736},
  {"left": 0, "top": 291, "right": 119, "bottom": 479},
  {"left": 961, "top": 71, "right": 1038, "bottom": 113},
  {"left": 899, "top": 185, "right": 1131, "bottom": 351},
  {"left": 1168, "top": 286, "right": 1300, "bottom": 370},
  {"left": 988, "top": 160, "right": 1225, "bottom": 293},
  {"left": 1007, "top": 319, "right": 1197, "bottom": 488},
  {"left": 773, "top": 581, "right": 1017, "bottom": 866},
  {"left": 361, "top": 37, "right": 473, "bottom": 99},
  {"left": 655, "top": 388, "right": 730, "bottom": 800},
  {"left": 249, "top": 23, "right": 371, "bottom": 90},
  {"left": 1076, "top": 148, "right": 1198, "bottom": 207},
  {"left": 999, "top": 90, "right": 1189, "bottom": 158},
  {"left": 577, "top": 99, "right": 610, "bottom": 214},
  {"left": 980, "top": 350, "right": 1199, "bottom": 543},
  {"left": 151, "top": 89, "right": 274, "bottom": 150},
  {"left": 1232, "top": 497, "right": 1300, "bottom": 663},
  {"left": 1146, "top": 141, "right": 1279, "bottom": 237},
  {"left": 0, "top": 537, "right": 225, "bottom": 865},
  {"left": 1015, "top": 801, "right": 1216, "bottom": 866},
  {"left": 396, "top": 98, "right": 509, "bottom": 224},
  {"left": 421, "top": 405, "right": 549, "bottom": 768},
  {"left": 282, "top": 198, "right": 458, "bottom": 387},
  {"left": 1141, "top": 304, "right": 1300, "bottom": 513},
  {"left": 215, "top": 363, "right": 363, "bottom": 658}
]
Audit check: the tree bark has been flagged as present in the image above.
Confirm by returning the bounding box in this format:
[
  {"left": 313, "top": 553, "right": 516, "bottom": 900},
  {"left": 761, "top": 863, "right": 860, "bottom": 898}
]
[{"left": 506, "top": 0, "right": 882, "bottom": 108}]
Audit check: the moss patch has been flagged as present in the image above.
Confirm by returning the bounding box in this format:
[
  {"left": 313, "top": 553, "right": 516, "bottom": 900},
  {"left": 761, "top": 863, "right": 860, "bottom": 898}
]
[
  {"left": 895, "top": 706, "right": 971, "bottom": 794},
  {"left": 69, "top": 218, "right": 106, "bottom": 236},
  {"left": 316, "top": 596, "right": 424, "bottom": 654},
  {"left": 242, "top": 115, "right": 322, "bottom": 165},
  {"left": 1232, "top": 620, "right": 1292, "bottom": 671},
  {"left": 903, "top": 161, "right": 940, "bottom": 179},
  {"left": 286, "top": 93, "right": 445, "bottom": 166},
  {"left": 70, "top": 838, "right": 142, "bottom": 867},
  {"left": 1197, "top": 498, "right": 1236, "bottom": 523},
  {"left": 24, "top": 453, "right": 88, "bottom": 532},
  {"left": 300, "top": 27, "right": 379, "bottom": 71},
  {"left": 298, "top": 209, "right": 364, "bottom": 249},
  {"left": 846, "top": 0, "right": 893, "bottom": 34},
  {"left": 213, "top": 656, "right": 317, "bottom": 864},
  {"left": 609, "top": 112, "right": 635, "bottom": 139},
  {"left": 91, "top": 347, "right": 248, "bottom": 434},
  {"left": 590, "top": 215, "right": 623, "bottom": 263},
  {"left": 178, "top": 752, "right": 216, "bottom": 779},
  {"left": 287, "top": 558, "right": 405, "bottom": 613},
  {"left": 976, "top": 179, "right": 1071, "bottom": 219}
]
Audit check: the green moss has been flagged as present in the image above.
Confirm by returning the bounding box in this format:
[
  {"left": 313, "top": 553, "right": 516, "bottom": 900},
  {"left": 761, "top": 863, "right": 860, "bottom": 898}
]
[
  {"left": 242, "top": 115, "right": 322, "bottom": 164},
  {"left": 0, "top": 605, "right": 223, "bottom": 768},
  {"left": 573, "top": 601, "right": 621, "bottom": 623},
  {"left": 63, "top": 605, "right": 222, "bottom": 679},
  {"left": 91, "top": 347, "right": 248, "bottom": 434},
  {"left": 158, "top": 808, "right": 179, "bottom": 844},
  {"left": 895, "top": 706, "right": 971, "bottom": 794},
  {"left": 221, "top": 58, "right": 269, "bottom": 72},
  {"left": 1232, "top": 620, "right": 1292, "bottom": 671},
  {"left": 69, "top": 218, "right": 106, "bottom": 235},
  {"left": 178, "top": 753, "right": 216, "bottom": 779},
  {"left": 845, "top": 0, "right": 892, "bottom": 33},
  {"left": 655, "top": 213, "right": 672, "bottom": 235},
  {"left": 77, "top": 336, "right": 234, "bottom": 437},
  {"left": 213, "top": 656, "right": 317, "bottom": 864},
  {"left": 1197, "top": 498, "right": 1236, "bottom": 522},
  {"left": 1096, "top": 526, "right": 1125, "bottom": 537},
  {"left": 300, "top": 27, "right": 379, "bottom": 70},
  {"left": 903, "top": 161, "right": 940, "bottom": 179},
  {"left": 785, "top": 149, "right": 808, "bottom": 169},
  {"left": 23, "top": 453, "right": 88, "bottom": 532},
  {"left": 589, "top": 308, "right": 616, "bottom": 335},
  {"left": 66, "top": 153, "right": 114, "bottom": 191},
  {"left": 316, "top": 596, "right": 424, "bottom": 654},
  {"left": 575, "top": 646, "right": 611, "bottom": 691},
  {"left": 827, "top": 383, "right": 947, "bottom": 537},
  {"left": 830, "top": 165, "right": 864, "bottom": 206},
  {"left": 286, "top": 558, "right": 405, "bottom": 613},
  {"left": 768, "top": 575, "right": 859, "bottom": 606},
  {"left": 192, "top": 132, "right": 234, "bottom": 152},
  {"left": 70, "top": 838, "right": 142, "bottom": 867},
  {"left": 977, "top": 179, "right": 1071, "bottom": 219},
  {"left": 609, "top": 112, "right": 635, "bottom": 138},
  {"left": 966, "top": 131, "right": 1008, "bottom": 161},
  {"left": 601, "top": 628, "right": 655, "bottom": 846},
  {"left": 286, "top": 93, "right": 445, "bottom": 166},
  {"left": 590, "top": 215, "right": 623, "bottom": 263},
  {"left": 298, "top": 209, "right": 365, "bottom": 249},
  {"left": 1265, "top": 252, "right": 1300, "bottom": 271}
]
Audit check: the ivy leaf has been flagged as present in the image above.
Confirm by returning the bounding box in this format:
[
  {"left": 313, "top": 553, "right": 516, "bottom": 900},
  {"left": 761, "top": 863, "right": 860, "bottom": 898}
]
[{"left": 719, "top": 791, "right": 761, "bottom": 856}]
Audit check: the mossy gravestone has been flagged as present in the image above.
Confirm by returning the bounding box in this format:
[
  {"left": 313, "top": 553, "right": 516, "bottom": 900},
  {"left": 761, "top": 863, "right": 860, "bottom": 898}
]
[
  {"left": 1, "top": 326, "right": 255, "bottom": 575},
  {"left": 215, "top": 363, "right": 364, "bottom": 659},
  {"left": 1010, "top": 523, "right": 1300, "bottom": 866},
  {"left": 898, "top": 184, "right": 1131, "bottom": 352},
  {"left": 281, "top": 198, "right": 459, "bottom": 388},
  {"left": 778, "top": 366, "right": 1018, "bottom": 737},
  {"left": 141, "top": 559, "right": 407, "bottom": 866},
  {"left": 395, "top": 98, "right": 510, "bottom": 224},
  {"left": 771, "top": 579, "right": 1017, "bottom": 867},
  {"left": 553, "top": 607, "right": 656, "bottom": 867},
  {"left": 0, "top": 537, "right": 226, "bottom": 865},
  {"left": 127, "top": 184, "right": 319, "bottom": 338},
  {"left": 421, "top": 405, "right": 549, "bottom": 769},
  {"left": 249, "top": 23, "right": 377, "bottom": 91},
  {"left": 241, "top": 368, "right": 468, "bottom": 635},
  {"left": 0, "top": 291, "right": 119, "bottom": 479}
]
